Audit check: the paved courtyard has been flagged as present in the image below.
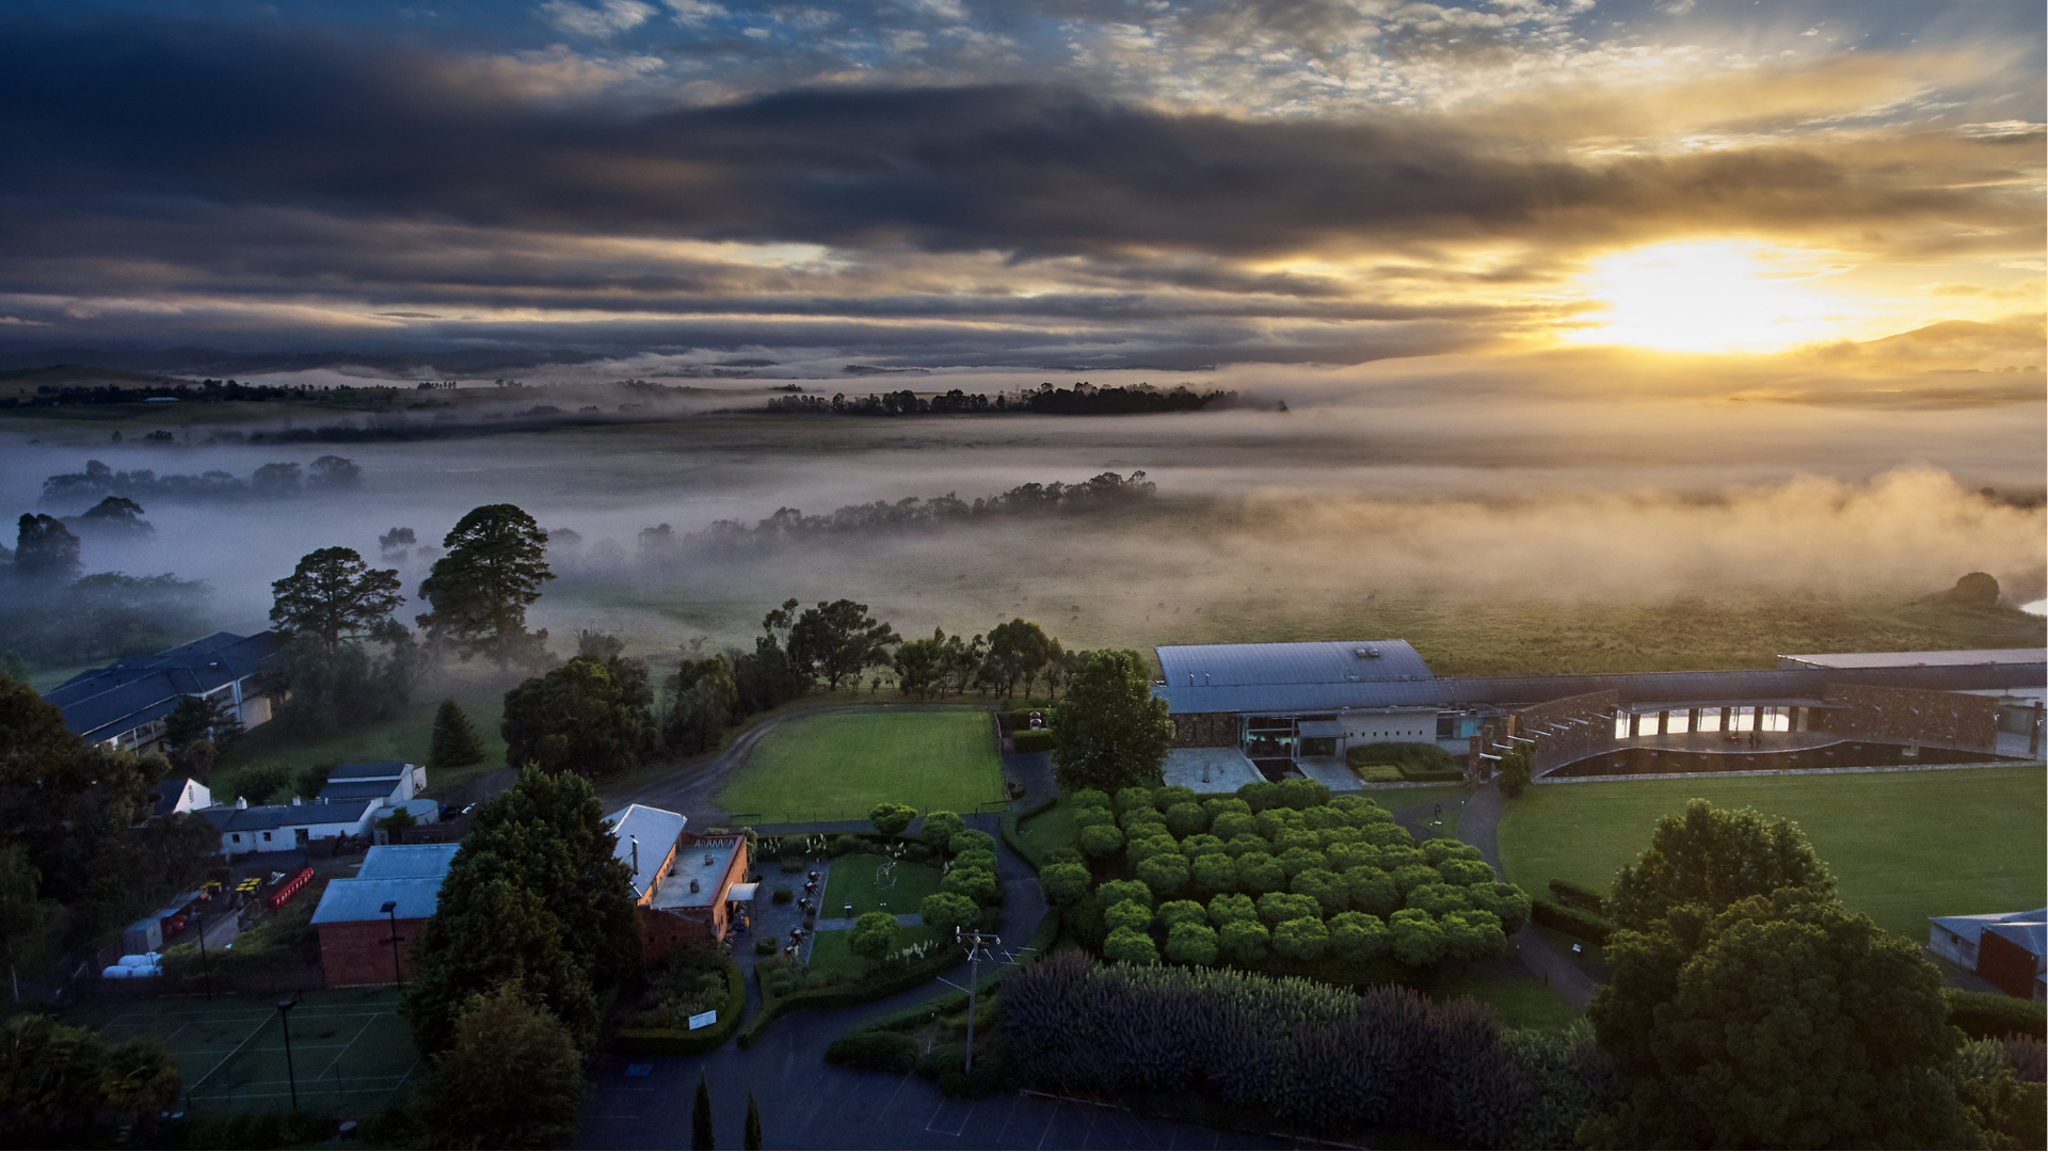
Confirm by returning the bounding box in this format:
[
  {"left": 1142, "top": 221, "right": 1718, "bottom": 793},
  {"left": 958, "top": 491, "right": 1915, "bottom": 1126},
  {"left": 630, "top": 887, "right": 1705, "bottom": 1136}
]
[{"left": 1161, "top": 747, "right": 1263, "bottom": 794}]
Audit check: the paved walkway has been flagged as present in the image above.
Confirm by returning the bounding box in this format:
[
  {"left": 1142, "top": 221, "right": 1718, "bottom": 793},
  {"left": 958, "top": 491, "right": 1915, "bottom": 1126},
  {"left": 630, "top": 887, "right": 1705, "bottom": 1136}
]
[{"left": 1448, "top": 782, "right": 1600, "bottom": 1011}]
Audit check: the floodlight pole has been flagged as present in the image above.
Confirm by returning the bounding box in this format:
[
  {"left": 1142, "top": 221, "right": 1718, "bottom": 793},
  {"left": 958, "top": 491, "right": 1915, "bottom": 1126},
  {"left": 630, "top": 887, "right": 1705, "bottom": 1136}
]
[
  {"left": 381, "top": 900, "right": 405, "bottom": 988},
  {"left": 954, "top": 927, "right": 1001, "bottom": 1076},
  {"left": 277, "top": 996, "right": 300, "bottom": 1109},
  {"left": 195, "top": 907, "right": 213, "bottom": 1001}
]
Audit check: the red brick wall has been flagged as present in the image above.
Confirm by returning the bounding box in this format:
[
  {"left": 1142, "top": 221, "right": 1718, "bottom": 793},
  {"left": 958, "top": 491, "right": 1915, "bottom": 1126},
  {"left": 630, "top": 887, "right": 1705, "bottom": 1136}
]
[
  {"left": 640, "top": 836, "right": 752, "bottom": 966},
  {"left": 318, "top": 918, "right": 426, "bottom": 988}
]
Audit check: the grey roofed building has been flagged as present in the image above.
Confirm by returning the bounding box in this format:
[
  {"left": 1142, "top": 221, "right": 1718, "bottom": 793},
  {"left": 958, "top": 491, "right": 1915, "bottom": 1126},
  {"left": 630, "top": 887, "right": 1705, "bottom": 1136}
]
[
  {"left": 327, "top": 761, "right": 411, "bottom": 780},
  {"left": 318, "top": 778, "right": 406, "bottom": 802},
  {"left": 353, "top": 842, "right": 460, "bottom": 880},
  {"left": 309, "top": 875, "right": 446, "bottom": 923},
  {"left": 605, "top": 803, "right": 688, "bottom": 902},
  {"left": 41, "top": 630, "right": 278, "bottom": 753}
]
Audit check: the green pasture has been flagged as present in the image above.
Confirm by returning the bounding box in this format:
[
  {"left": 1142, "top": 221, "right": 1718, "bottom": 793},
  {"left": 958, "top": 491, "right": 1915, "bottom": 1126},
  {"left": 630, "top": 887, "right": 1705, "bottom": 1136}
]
[
  {"left": 1498, "top": 766, "right": 2047, "bottom": 940},
  {"left": 70, "top": 988, "right": 419, "bottom": 1115},
  {"left": 717, "top": 712, "right": 1004, "bottom": 824},
  {"left": 821, "top": 853, "right": 944, "bottom": 919}
]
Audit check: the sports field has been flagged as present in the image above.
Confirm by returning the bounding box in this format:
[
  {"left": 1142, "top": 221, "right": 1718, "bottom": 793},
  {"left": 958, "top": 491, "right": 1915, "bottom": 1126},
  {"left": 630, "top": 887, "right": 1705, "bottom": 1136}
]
[
  {"left": 717, "top": 712, "right": 1005, "bottom": 823},
  {"left": 1497, "top": 766, "right": 2046, "bottom": 940},
  {"left": 70, "top": 988, "right": 419, "bottom": 1115}
]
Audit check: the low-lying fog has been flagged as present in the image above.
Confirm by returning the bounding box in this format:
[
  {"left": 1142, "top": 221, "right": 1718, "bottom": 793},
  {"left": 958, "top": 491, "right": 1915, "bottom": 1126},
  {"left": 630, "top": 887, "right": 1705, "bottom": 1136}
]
[{"left": 3, "top": 352, "right": 2042, "bottom": 660}]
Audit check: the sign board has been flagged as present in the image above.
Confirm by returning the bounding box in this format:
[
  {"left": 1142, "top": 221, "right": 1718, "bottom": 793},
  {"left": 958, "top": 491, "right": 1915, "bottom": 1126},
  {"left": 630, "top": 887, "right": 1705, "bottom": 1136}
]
[{"left": 687, "top": 1010, "right": 718, "bottom": 1031}]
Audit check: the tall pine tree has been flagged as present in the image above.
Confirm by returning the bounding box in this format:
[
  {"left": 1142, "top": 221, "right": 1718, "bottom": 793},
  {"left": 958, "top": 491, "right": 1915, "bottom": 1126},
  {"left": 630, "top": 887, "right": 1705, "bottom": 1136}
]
[
  {"left": 692, "top": 1073, "right": 714, "bottom": 1150},
  {"left": 429, "top": 698, "right": 487, "bottom": 768}
]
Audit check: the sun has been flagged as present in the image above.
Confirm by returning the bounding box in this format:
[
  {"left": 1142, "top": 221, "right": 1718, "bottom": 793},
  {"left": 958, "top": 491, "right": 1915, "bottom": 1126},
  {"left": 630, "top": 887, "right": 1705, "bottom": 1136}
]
[{"left": 1563, "top": 241, "right": 1847, "bottom": 353}]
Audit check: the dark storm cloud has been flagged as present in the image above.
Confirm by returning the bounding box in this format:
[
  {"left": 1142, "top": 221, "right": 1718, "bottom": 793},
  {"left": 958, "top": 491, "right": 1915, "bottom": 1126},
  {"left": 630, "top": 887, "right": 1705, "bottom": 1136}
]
[{"left": 0, "top": 18, "right": 2032, "bottom": 260}]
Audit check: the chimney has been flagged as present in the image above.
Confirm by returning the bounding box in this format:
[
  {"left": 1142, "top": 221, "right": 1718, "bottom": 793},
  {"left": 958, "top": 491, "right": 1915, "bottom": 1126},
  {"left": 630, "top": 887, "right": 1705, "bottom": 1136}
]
[
  {"left": 236, "top": 796, "right": 248, "bottom": 809},
  {"left": 703, "top": 852, "right": 714, "bottom": 865},
  {"left": 689, "top": 878, "right": 700, "bottom": 893},
  {"left": 630, "top": 835, "right": 639, "bottom": 876}
]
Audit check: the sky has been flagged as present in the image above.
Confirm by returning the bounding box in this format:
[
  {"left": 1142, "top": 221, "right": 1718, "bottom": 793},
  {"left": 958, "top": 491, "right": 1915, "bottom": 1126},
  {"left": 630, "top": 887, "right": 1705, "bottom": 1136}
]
[{"left": 0, "top": 0, "right": 2040, "bottom": 372}]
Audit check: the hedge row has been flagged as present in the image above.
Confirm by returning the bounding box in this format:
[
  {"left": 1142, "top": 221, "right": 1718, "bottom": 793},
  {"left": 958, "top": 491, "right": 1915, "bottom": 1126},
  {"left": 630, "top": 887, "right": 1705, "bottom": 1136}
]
[
  {"left": 1945, "top": 988, "right": 2047, "bottom": 1041},
  {"left": 1530, "top": 898, "right": 1614, "bottom": 946},
  {"left": 613, "top": 957, "right": 748, "bottom": 1055},
  {"left": 1547, "top": 879, "right": 1608, "bottom": 914},
  {"left": 1012, "top": 730, "right": 1056, "bottom": 754},
  {"left": 736, "top": 941, "right": 971, "bottom": 1049}
]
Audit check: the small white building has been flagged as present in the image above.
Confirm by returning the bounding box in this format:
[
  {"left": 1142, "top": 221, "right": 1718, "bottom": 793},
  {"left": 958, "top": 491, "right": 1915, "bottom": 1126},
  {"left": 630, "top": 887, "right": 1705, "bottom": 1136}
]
[
  {"left": 201, "top": 796, "right": 380, "bottom": 857},
  {"left": 317, "top": 761, "right": 424, "bottom": 807}
]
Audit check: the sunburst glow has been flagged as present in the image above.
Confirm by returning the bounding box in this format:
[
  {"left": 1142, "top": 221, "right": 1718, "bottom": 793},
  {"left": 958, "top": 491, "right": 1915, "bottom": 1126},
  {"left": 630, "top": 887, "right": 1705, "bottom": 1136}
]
[{"left": 1566, "top": 242, "right": 1848, "bottom": 353}]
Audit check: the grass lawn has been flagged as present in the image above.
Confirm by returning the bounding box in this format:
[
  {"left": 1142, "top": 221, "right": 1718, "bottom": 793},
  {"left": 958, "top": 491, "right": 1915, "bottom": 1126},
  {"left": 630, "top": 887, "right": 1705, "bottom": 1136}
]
[
  {"left": 806, "top": 923, "right": 944, "bottom": 978},
  {"left": 68, "top": 988, "right": 418, "bottom": 1115},
  {"left": 1498, "top": 766, "right": 2047, "bottom": 940},
  {"left": 1376, "top": 786, "right": 1475, "bottom": 839},
  {"left": 717, "top": 712, "right": 1003, "bottom": 824},
  {"left": 1012, "top": 801, "right": 1079, "bottom": 867},
  {"left": 821, "top": 853, "right": 943, "bottom": 919},
  {"left": 1430, "top": 965, "right": 1583, "bottom": 1030}
]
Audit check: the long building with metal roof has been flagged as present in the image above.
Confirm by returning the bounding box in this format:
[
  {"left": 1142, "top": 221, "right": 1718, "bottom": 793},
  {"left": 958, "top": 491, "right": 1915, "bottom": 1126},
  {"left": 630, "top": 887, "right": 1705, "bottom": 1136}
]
[{"left": 41, "top": 630, "right": 278, "bottom": 753}]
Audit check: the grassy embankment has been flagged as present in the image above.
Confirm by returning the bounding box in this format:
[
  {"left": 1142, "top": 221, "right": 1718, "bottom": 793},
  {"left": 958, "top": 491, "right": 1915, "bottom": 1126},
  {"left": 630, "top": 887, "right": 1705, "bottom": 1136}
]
[
  {"left": 1498, "top": 766, "right": 2047, "bottom": 941},
  {"left": 716, "top": 711, "right": 1004, "bottom": 824}
]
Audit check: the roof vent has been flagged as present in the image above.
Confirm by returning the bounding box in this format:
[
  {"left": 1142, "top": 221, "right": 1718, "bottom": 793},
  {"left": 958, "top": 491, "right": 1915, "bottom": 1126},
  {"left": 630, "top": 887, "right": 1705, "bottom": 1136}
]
[
  {"left": 1366, "top": 646, "right": 1381, "bottom": 658},
  {"left": 1203, "top": 672, "right": 1211, "bottom": 685},
  {"left": 290, "top": 795, "right": 302, "bottom": 806},
  {"left": 236, "top": 796, "right": 248, "bottom": 809},
  {"left": 1353, "top": 647, "right": 1368, "bottom": 657},
  {"left": 1188, "top": 673, "right": 1196, "bottom": 686}
]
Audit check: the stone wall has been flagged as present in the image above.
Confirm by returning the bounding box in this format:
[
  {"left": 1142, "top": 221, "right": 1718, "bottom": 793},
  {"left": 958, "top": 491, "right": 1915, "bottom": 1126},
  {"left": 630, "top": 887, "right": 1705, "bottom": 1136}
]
[
  {"left": 1819, "top": 684, "right": 1998, "bottom": 753},
  {"left": 1171, "top": 713, "right": 1238, "bottom": 749}
]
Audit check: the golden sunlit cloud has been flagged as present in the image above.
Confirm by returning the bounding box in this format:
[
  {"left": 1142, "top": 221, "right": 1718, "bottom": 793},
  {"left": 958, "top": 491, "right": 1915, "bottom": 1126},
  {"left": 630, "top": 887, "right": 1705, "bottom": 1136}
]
[{"left": 1563, "top": 242, "right": 1851, "bottom": 353}]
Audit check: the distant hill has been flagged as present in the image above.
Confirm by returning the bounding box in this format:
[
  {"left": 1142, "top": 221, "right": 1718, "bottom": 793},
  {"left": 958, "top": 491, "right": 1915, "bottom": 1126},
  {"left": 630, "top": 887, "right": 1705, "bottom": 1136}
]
[{"left": 0, "top": 363, "right": 194, "bottom": 400}]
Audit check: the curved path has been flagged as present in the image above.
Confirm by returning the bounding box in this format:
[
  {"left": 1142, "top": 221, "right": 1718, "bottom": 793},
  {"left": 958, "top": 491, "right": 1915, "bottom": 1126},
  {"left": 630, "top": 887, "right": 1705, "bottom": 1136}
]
[{"left": 1448, "top": 782, "right": 1601, "bottom": 1011}]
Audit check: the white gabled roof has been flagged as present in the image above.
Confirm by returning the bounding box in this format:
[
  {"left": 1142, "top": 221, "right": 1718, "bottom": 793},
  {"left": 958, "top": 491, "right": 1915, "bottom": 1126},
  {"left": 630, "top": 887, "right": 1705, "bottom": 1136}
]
[{"left": 604, "top": 804, "right": 687, "bottom": 899}]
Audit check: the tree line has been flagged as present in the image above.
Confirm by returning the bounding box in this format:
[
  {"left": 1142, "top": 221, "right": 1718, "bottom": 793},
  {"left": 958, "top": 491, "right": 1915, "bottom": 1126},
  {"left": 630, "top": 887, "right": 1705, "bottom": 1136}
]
[
  {"left": 0, "top": 507, "right": 211, "bottom": 670},
  {"left": 39, "top": 455, "right": 363, "bottom": 507},
  {"left": 763, "top": 381, "right": 1235, "bottom": 417}
]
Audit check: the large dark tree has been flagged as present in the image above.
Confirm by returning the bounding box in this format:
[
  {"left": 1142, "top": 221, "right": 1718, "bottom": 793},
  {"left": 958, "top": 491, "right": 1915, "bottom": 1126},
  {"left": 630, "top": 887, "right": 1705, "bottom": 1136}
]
[
  {"left": 890, "top": 630, "right": 949, "bottom": 699},
  {"left": 0, "top": 1015, "right": 180, "bottom": 1135},
  {"left": 663, "top": 655, "right": 738, "bottom": 755},
  {"left": 270, "top": 546, "right": 404, "bottom": 651},
  {"left": 416, "top": 504, "right": 554, "bottom": 668},
  {"left": 429, "top": 698, "right": 487, "bottom": 768},
  {"left": 986, "top": 617, "right": 1054, "bottom": 697},
  {"left": 1586, "top": 890, "right": 1970, "bottom": 1148},
  {"left": 417, "top": 980, "right": 586, "bottom": 1150},
  {"left": 502, "top": 654, "right": 657, "bottom": 777},
  {"left": 786, "top": 599, "right": 900, "bottom": 691},
  {"left": 1049, "top": 650, "right": 1173, "bottom": 793},
  {"left": 1606, "top": 798, "right": 1836, "bottom": 932},
  {"left": 13, "top": 514, "right": 80, "bottom": 583},
  {"left": 405, "top": 766, "right": 639, "bottom": 1053}
]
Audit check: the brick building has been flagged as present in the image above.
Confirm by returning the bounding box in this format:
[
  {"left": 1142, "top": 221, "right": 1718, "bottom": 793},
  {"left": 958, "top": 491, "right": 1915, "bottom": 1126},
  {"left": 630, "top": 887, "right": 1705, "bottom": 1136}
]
[
  {"left": 309, "top": 843, "right": 460, "bottom": 988},
  {"left": 605, "top": 803, "right": 752, "bottom": 964}
]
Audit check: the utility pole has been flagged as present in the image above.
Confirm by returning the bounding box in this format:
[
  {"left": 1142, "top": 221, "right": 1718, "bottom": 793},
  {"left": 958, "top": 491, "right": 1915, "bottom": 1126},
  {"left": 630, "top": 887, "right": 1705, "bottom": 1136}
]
[
  {"left": 380, "top": 901, "right": 405, "bottom": 987},
  {"left": 195, "top": 908, "right": 214, "bottom": 1000},
  {"left": 277, "top": 996, "right": 301, "bottom": 1109},
  {"left": 942, "top": 927, "right": 1035, "bottom": 1076}
]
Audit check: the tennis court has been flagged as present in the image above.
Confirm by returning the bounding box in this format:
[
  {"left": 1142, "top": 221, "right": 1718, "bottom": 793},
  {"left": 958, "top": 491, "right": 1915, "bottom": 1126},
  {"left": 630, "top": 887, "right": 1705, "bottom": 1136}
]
[{"left": 74, "top": 988, "right": 420, "bottom": 1115}]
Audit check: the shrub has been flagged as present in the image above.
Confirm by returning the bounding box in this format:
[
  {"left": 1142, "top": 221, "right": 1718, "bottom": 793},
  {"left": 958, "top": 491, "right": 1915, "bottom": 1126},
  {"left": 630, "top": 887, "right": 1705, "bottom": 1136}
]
[
  {"left": 1104, "top": 899, "right": 1153, "bottom": 934},
  {"left": 1529, "top": 898, "right": 1613, "bottom": 945},
  {"left": 1135, "top": 853, "right": 1190, "bottom": 900},
  {"left": 1255, "top": 808, "right": 1303, "bottom": 840},
  {"left": 1407, "top": 883, "right": 1474, "bottom": 918},
  {"left": 1277, "top": 846, "right": 1327, "bottom": 878},
  {"left": 1118, "top": 808, "right": 1167, "bottom": 835},
  {"left": 1365, "top": 823, "right": 1415, "bottom": 848},
  {"left": 949, "top": 828, "right": 995, "bottom": 857},
  {"left": 1441, "top": 910, "right": 1508, "bottom": 961},
  {"left": 1468, "top": 882, "right": 1532, "bottom": 934},
  {"left": 825, "top": 1030, "right": 919, "bottom": 1074},
  {"left": 1436, "top": 858, "right": 1496, "bottom": 887},
  {"left": 1945, "top": 989, "right": 2047, "bottom": 1041},
  {"left": 1155, "top": 900, "right": 1208, "bottom": 931},
  {"left": 921, "top": 811, "right": 966, "bottom": 851},
  {"left": 1390, "top": 864, "right": 1440, "bottom": 896},
  {"left": 1237, "top": 852, "right": 1286, "bottom": 895},
  {"left": 1325, "top": 842, "right": 1376, "bottom": 871},
  {"left": 1190, "top": 853, "right": 1238, "bottom": 896},
  {"left": 1063, "top": 893, "right": 1107, "bottom": 950},
  {"left": 1012, "top": 730, "right": 1056, "bottom": 753},
  {"left": 1078, "top": 823, "right": 1125, "bottom": 859},
  {"left": 1257, "top": 891, "right": 1321, "bottom": 926},
  {"left": 1290, "top": 868, "right": 1347, "bottom": 916},
  {"left": 954, "top": 847, "right": 997, "bottom": 873},
  {"left": 1207, "top": 893, "right": 1258, "bottom": 925},
  {"left": 1354, "top": 764, "right": 1403, "bottom": 783},
  {"left": 1163, "top": 802, "right": 1208, "bottom": 838},
  {"left": 869, "top": 803, "right": 918, "bottom": 837},
  {"left": 1547, "top": 879, "right": 1609, "bottom": 914},
  {"left": 920, "top": 892, "right": 980, "bottom": 931},
  {"left": 1114, "top": 787, "right": 1155, "bottom": 814},
  {"left": 1210, "top": 811, "right": 1258, "bottom": 840},
  {"left": 1154, "top": 785, "right": 1197, "bottom": 809},
  {"left": 1218, "top": 919, "right": 1270, "bottom": 962},
  {"left": 1271, "top": 917, "right": 1330, "bottom": 961},
  {"left": 755, "top": 940, "right": 776, "bottom": 956},
  {"left": 1177, "top": 833, "right": 1227, "bottom": 858},
  {"left": 829, "top": 833, "right": 868, "bottom": 857},
  {"left": 1203, "top": 796, "right": 1250, "bottom": 818},
  {"left": 1069, "top": 788, "right": 1112, "bottom": 809},
  {"left": 1097, "top": 879, "right": 1152, "bottom": 909},
  {"left": 1104, "top": 927, "right": 1159, "bottom": 965},
  {"left": 1345, "top": 740, "right": 1457, "bottom": 780},
  {"left": 1328, "top": 911, "right": 1389, "bottom": 960},
  {"left": 772, "top": 887, "right": 794, "bottom": 905},
  {"left": 1126, "top": 834, "right": 1181, "bottom": 867},
  {"left": 1423, "top": 839, "right": 1483, "bottom": 865},
  {"left": 1071, "top": 804, "right": 1116, "bottom": 830},
  {"left": 1236, "top": 780, "right": 1281, "bottom": 812},
  {"left": 1274, "top": 778, "right": 1331, "bottom": 810},
  {"left": 1222, "top": 832, "right": 1271, "bottom": 858},
  {"left": 1040, "top": 862, "right": 1092, "bottom": 905},
  {"left": 941, "top": 867, "right": 998, "bottom": 905},
  {"left": 1389, "top": 908, "right": 1447, "bottom": 966},
  {"left": 1165, "top": 922, "right": 1219, "bottom": 965}
]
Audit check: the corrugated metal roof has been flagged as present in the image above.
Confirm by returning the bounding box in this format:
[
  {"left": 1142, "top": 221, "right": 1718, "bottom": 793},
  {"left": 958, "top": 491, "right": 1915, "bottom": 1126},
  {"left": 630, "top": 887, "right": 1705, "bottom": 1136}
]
[
  {"left": 319, "top": 779, "right": 402, "bottom": 801},
  {"left": 606, "top": 804, "right": 687, "bottom": 900},
  {"left": 1986, "top": 920, "right": 2047, "bottom": 957},
  {"left": 1156, "top": 641, "right": 1433, "bottom": 693},
  {"left": 355, "top": 843, "right": 460, "bottom": 880},
  {"left": 1780, "top": 648, "right": 2045, "bottom": 670},
  {"left": 1154, "top": 661, "right": 2047, "bottom": 715},
  {"left": 217, "top": 799, "right": 377, "bottom": 831},
  {"left": 311, "top": 876, "right": 446, "bottom": 924},
  {"left": 1929, "top": 908, "right": 2047, "bottom": 947}
]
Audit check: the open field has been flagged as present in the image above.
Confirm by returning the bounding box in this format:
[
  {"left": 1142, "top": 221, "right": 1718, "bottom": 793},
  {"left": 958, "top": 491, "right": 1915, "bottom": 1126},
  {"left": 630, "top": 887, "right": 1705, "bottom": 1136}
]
[
  {"left": 69, "top": 988, "right": 419, "bottom": 1115},
  {"left": 716, "top": 712, "right": 1004, "bottom": 824},
  {"left": 1497, "top": 766, "right": 2047, "bottom": 940},
  {"left": 821, "top": 853, "right": 943, "bottom": 919}
]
